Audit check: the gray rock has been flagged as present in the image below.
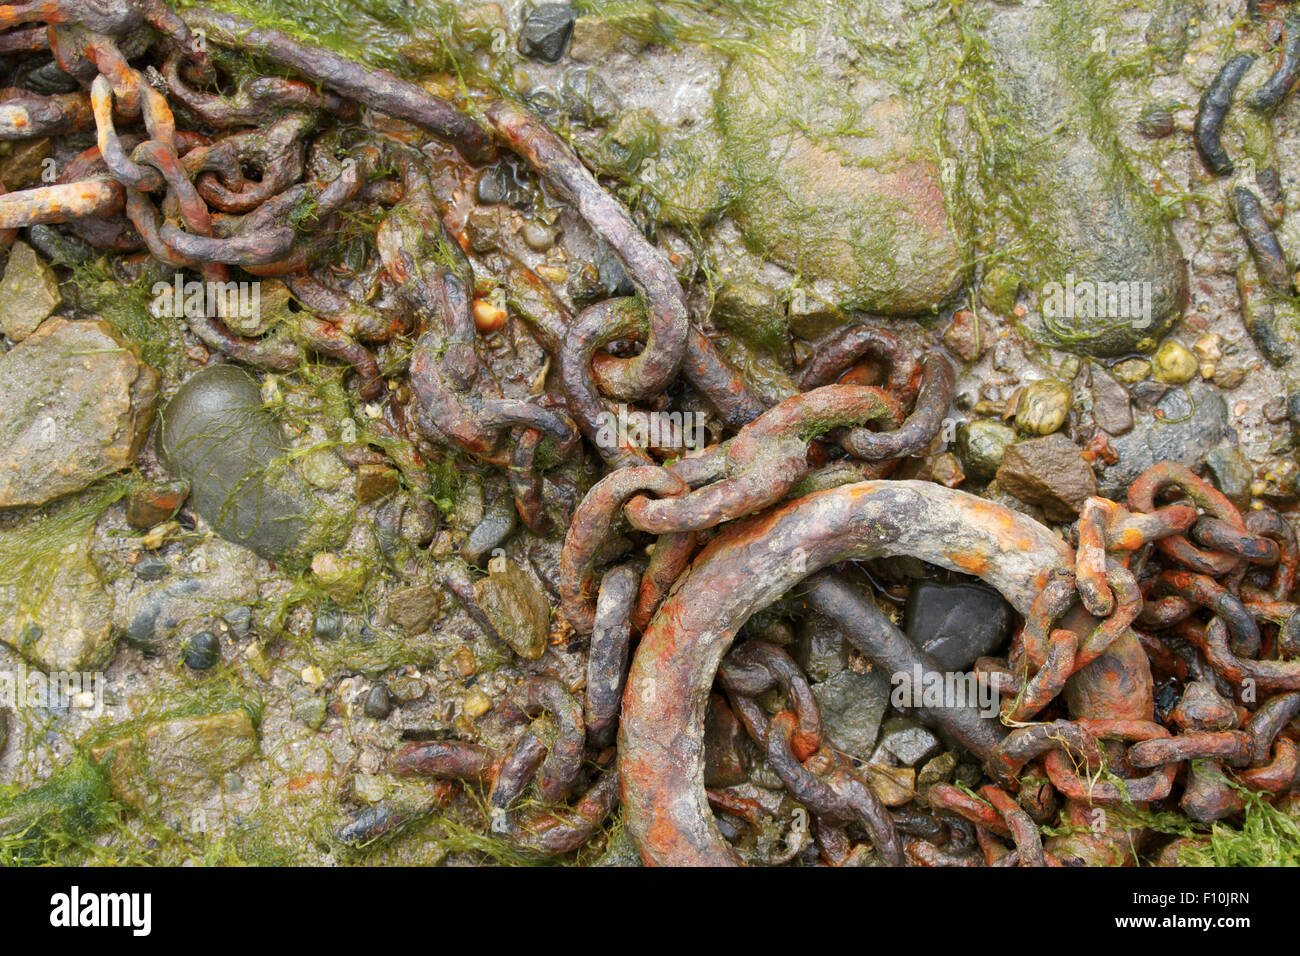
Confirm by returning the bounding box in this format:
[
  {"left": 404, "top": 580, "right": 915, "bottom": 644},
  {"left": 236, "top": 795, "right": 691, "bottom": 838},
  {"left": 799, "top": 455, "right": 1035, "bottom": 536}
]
[
  {"left": 717, "top": 7, "right": 964, "bottom": 315},
  {"left": 1090, "top": 363, "right": 1134, "bottom": 435},
  {"left": 903, "top": 580, "right": 1013, "bottom": 671},
  {"left": 982, "top": 3, "right": 1187, "bottom": 356},
  {"left": 159, "top": 364, "right": 342, "bottom": 565},
  {"left": 561, "top": 66, "right": 621, "bottom": 125},
  {"left": 364, "top": 683, "right": 392, "bottom": 719},
  {"left": 0, "top": 241, "right": 61, "bottom": 341},
  {"left": 1204, "top": 443, "right": 1253, "bottom": 510},
  {"left": 876, "top": 717, "right": 941, "bottom": 767},
  {"left": 996, "top": 434, "right": 1098, "bottom": 521},
  {"left": 957, "top": 420, "right": 1017, "bottom": 481},
  {"left": 518, "top": 3, "right": 575, "bottom": 62},
  {"left": 793, "top": 613, "right": 848, "bottom": 683},
  {"left": 473, "top": 560, "right": 550, "bottom": 660},
  {"left": 221, "top": 605, "right": 252, "bottom": 637},
  {"left": 0, "top": 517, "right": 115, "bottom": 673},
  {"left": 1098, "top": 382, "right": 1229, "bottom": 498},
  {"left": 181, "top": 630, "right": 220, "bottom": 670},
  {"left": 812, "top": 668, "right": 891, "bottom": 762},
  {"left": 0, "top": 318, "right": 157, "bottom": 508}
]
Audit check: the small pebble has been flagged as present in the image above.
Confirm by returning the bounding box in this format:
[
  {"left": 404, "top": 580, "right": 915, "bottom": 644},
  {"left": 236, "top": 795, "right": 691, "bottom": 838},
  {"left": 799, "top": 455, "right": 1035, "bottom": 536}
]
[
  {"left": 1111, "top": 358, "right": 1151, "bottom": 383},
  {"left": 462, "top": 689, "right": 493, "bottom": 719},
  {"left": 473, "top": 297, "right": 508, "bottom": 333},
  {"left": 520, "top": 220, "right": 559, "bottom": 250},
  {"left": 314, "top": 603, "right": 343, "bottom": 641},
  {"left": 1152, "top": 340, "right": 1197, "bottom": 384},
  {"left": 1014, "top": 379, "right": 1073, "bottom": 435},
  {"left": 363, "top": 683, "right": 392, "bottom": 719},
  {"left": 182, "top": 630, "right": 220, "bottom": 670}
]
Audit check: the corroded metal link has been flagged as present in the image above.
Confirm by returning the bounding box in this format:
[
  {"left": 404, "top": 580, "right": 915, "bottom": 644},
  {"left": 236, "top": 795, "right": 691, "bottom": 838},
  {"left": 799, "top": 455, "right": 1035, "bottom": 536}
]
[
  {"left": 162, "top": 50, "right": 346, "bottom": 127},
  {"left": 620, "top": 480, "right": 1071, "bottom": 865},
  {"left": 511, "top": 676, "right": 586, "bottom": 805},
  {"left": 559, "top": 466, "right": 688, "bottom": 634},
  {"left": 1184, "top": 617, "right": 1300, "bottom": 692},
  {"left": 980, "top": 784, "right": 1047, "bottom": 867},
  {"left": 0, "top": 178, "right": 121, "bottom": 228},
  {"left": 1128, "top": 461, "right": 1246, "bottom": 576},
  {"left": 1245, "top": 505, "right": 1299, "bottom": 599},
  {"left": 1127, "top": 730, "right": 1253, "bottom": 769},
  {"left": 1042, "top": 719, "right": 1178, "bottom": 805},
  {"left": 1192, "top": 516, "right": 1281, "bottom": 564},
  {"left": 623, "top": 383, "right": 900, "bottom": 535},
  {"left": 841, "top": 352, "right": 954, "bottom": 462},
  {"left": 0, "top": 88, "right": 94, "bottom": 137},
  {"left": 630, "top": 530, "right": 696, "bottom": 633},
  {"left": 1160, "top": 569, "right": 1262, "bottom": 658},
  {"left": 987, "top": 720, "right": 1103, "bottom": 790},
  {"left": 194, "top": 112, "right": 314, "bottom": 213},
  {"left": 719, "top": 641, "right": 823, "bottom": 754},
  {"left": 764, "top": 712, "right": 902, "bottom": 865},
  {"left": 796, "top": 323, "right": 917, "bottom": 403},
  {"left": 1105, "top": 504, "right": 1198, "bottom": 550},
  {"left": 585, "top": 564, "right": 638, "bottom": 751},
  {"left": 486, "top": 100, "right": 688, "bottom": 402},
  {"left": 179, "top": 6, "right": 495, "bottom": 163}
]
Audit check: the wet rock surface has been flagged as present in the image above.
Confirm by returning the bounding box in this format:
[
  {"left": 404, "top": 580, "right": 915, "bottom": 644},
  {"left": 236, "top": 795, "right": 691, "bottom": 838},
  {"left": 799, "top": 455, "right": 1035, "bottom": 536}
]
[
  {"left": 89, "top": 709, "right": 258, "bottom": 812},
  {"left": 0, "top": 318, "right": 157, "bottom": 508},
  {"left": 980, "top": 1, "right": 1187, "bottom": 356},
  {"left": 716, "top": 4, "right": 963, "bottom": 315},
  {"left": 2, "top": 0, "right": 1299, "bottom": 869},
  {"left": 159, "top": 365, "right": 340, "bottom": 565},
  {"left": 996, "top": 434, "right": 1099, "bottom": 520},
  {"left": 903, "top": 580, "right": 1013, "bottom": 672},
  {"left": 811, "top": 668, "right": 891, "bottom": 762},
  {"left": 0, "top": 241, "right": 60, "bottom": 342},
  {"left": 1098, "top": 382, "right": 1230, "bottom": 497}
]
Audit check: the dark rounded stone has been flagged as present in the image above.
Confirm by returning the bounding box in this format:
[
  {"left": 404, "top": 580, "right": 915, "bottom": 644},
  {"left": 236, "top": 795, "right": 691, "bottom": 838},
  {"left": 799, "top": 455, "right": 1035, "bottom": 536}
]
[
  {"left": 518, "top": 3, "right": 575, "bottom": 62},
  {"left": 134, "top": 553, "right": 169, "bottom": 581},
  {"left": 159, "top": 365, "right": 322, "bottom": 565},
  {"left": 182, "top": 630, "right": 221, "bottom": 670},
  {"left": 314, "top": 603, "right": 343, "bottom": 642},
  {"left": 363, "top": 683, "right": 392, "bottom": 719},
  {"left": 903, "top": 579, "right": 1014, "bottom": 671}
]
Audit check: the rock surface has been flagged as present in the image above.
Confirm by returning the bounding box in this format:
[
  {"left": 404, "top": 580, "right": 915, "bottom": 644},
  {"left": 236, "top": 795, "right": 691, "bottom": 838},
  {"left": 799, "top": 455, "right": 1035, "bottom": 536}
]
[
  {"left": 1098, "top": 382, "right": 1229, "bottom": 497},
  {"left": 159, "top": 364, "right": 340, "bottom": 565},
  {"left": 0, "top": 519, "right": 114, "bottom": 673},
  {"left": 903, "top": 579, "right": 1013, "bottom": 671},
  {"left": 981, "top": 2, "right": 1187, "bottom": 355},
  {"left": 811, "top": 668, "right": 891, "bottom": 761},
  {"left": 0, "top": 318, "right": 157, "bottom": 508},
  {"left": 716, "top": 6, "right": 964, "bottom": 315},
  {"left": 996, "top": 434, "right": 1099, "bottom": 521},
  {"left": 0, "top": 241, "right": 61, "bottom": 342},
  {"left": 90, "top": 709, "right": 258, "bottom": 812},
  {"left": 473, "top": 559, "right": 549, "bottom": 659}
]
